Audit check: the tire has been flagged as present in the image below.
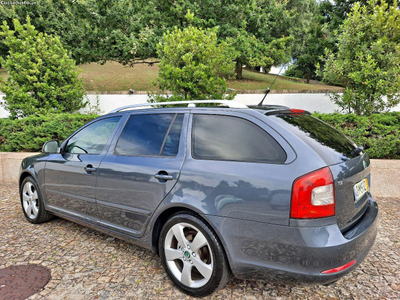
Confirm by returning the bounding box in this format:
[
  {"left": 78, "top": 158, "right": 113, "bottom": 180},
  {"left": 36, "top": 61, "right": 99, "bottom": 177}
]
[
  {"left": 20, "top": 176, "right": 53, "bottom": 224},
  {"left": 158, "top": 213, "right": 231, "bottom": 297}
]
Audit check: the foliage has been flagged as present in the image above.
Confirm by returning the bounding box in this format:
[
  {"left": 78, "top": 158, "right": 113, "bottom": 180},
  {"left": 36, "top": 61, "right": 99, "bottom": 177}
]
[
  {"left": 73, "top": 0, "right": 158, "bottom": 66},
  {"left": 0, "top": 1, "right": 301, "bottom": 76},
  {"left": 318, "top": 0, "right": 400, "bottom": 115},
  {"left": 150, "top": 26, "right": 235, "bottom": 101},
  {"left": 286, "top": 0, "right": 318, "bottom": 59},
  {"left": 2, "top": 110, "right": 398, "bottom": 159},
  {"left": 314, "top": 112, "right": 400, "bottom": 159},
  {"left": 0, "top": 0, "right": 157, "bottom": 65},
  {"left": 318, "top": 0, "right": 396, "bottom": 31},
  {"left": 285, "top": 9, "right": 335, "bottom": 82},
  {"left": 0, "top": 17, "right": 86, "bottom": 119},
  {"left": 286, "top": 0, "right": 398, "bottom": 81},
  {"left": 139, "top": 0, "right": 294, "bottom": 79},
  {"left": 0, "top": 113, "right": 99, "bottom": 152},
  {"left": 0, "top": 1, "right": 87, "bottom": 64}
]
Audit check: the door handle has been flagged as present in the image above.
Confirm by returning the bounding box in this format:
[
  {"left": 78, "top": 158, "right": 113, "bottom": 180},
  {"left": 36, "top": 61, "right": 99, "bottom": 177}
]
[
  {"left": 154, "top": 173, "right": 174, "bottom": 181},
  {"left": 84, "top": 165, "right": 96, "bottom": 174}
]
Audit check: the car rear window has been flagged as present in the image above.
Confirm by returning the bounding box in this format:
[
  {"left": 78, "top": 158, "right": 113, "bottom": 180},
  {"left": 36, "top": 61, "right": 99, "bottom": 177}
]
[
  {"left": 192, "top": 114, "right": 287, "bottom": 163},
  {"left": 273, "top": 114, "right": 358, "bottom": 165}
]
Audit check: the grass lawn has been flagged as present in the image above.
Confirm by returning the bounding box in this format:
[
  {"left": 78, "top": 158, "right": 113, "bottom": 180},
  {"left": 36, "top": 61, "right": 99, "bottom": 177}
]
[{"left": 1, "top": 62, "right": 342, "bottom": 92}]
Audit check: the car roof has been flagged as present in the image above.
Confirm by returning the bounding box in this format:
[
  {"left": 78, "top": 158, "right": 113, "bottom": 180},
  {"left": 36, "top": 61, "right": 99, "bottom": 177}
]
[{"left": 103, "top": 100, "right": 303, "bottom": 117}]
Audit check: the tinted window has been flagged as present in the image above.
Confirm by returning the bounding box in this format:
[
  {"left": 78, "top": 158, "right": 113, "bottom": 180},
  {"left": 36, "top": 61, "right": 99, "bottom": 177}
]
[
  {"left": 273, "top": 114, "right": 357, "bottom": 164},
  {"left": 192, "top": 115, "right": 286, "bottom": 163},
  {"left": 115, "top": 114, "right": 183, "bottom": 157},
  {"left": 162, "top": 114, "right": 184, "bottom": 156},
  {"left": 65, "top": 117, "right": 121, "bottom": 155}
]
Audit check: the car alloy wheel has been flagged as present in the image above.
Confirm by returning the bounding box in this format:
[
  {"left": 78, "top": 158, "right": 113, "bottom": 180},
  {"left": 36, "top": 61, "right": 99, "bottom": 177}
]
[
  {"left": 20, "top": 176, "right": 53, "bottom": 224},
  {"left": 22, "top": 181, "right": 39, "bottom": 219},
  {"left": 159, "top": 213, "right": 231, "bottom": 296},
  {"left": 164, "top": 222, "right": 213, "bottom": 288}
]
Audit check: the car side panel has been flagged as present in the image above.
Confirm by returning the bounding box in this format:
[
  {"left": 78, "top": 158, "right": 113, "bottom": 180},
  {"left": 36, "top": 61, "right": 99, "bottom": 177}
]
[
  {"left": 94, "top": 112, "right": 190, "bottom": 237},
  {"left": 43, "top": 116, "right": 124, "bottom": 222},
  {"left": 20, "top": 153, "right": 49, "bottom": 191},
  {"left": 162, "top": 111, "right": 327, "bottom": 226},
  {"left": 206, "top": 197, "right": 378, "bottom": 283}
]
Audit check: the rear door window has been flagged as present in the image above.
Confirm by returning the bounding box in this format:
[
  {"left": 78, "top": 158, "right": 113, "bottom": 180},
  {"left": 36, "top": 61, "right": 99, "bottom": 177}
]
[
  {"left": 273, "top": 114, "right": 357, "bottom": 164},
  {"left": 114, "top": 114, "right": 183, "bottom": 157},
  {"left": 192, "top": 114, "right": 287, "bottom": 163}
]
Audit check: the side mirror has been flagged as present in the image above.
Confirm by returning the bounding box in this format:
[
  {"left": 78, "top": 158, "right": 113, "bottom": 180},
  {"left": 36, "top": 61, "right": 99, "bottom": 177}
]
[{"left": 42, "top": 140, "right": 60, "bottom": 153}]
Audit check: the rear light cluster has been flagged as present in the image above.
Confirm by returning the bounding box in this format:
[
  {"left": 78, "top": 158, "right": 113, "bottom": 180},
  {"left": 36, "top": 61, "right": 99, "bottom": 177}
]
[
  {"left": 289, "top": 108, "right": 305, "bottom": 115},
  {"left": 291, "top": 167, "right": 335, "bottom": 219}
]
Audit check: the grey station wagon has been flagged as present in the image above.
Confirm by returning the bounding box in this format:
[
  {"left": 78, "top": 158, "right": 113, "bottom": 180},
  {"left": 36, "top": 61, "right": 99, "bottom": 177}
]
[{"left": 19, "top": 100, "right": 378, "bottom": 296}]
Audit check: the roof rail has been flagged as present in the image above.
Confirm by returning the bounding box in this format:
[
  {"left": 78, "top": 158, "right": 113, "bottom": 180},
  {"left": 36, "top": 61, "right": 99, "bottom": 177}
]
[{"left": 108, "top": 100, "right": 248, "bottom": 113}]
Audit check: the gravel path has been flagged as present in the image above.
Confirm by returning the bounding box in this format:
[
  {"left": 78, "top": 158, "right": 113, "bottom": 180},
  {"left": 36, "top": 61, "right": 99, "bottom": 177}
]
[{"left": 1, "top": 183, "right": 399, "bottom": 299}]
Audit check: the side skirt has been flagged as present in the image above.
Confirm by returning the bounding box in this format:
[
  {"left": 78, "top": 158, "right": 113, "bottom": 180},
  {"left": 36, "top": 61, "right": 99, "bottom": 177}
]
[{"left": 47, "top": 208, "right": 154, "bottom": 252}]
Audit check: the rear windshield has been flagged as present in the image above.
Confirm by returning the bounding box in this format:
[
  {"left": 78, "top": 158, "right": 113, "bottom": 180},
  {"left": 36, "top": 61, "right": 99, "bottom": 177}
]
[{"left": 272, "top": 114, "right": 358, "bottom": 165}]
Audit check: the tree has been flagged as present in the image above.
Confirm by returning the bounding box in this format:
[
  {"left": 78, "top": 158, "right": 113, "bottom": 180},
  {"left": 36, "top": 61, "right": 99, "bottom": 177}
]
[
  {"left": 0, "top": 4, "right": 16, "bottom": 67},
  {"left": 318, "top": 0, "right": 396, "bottom": 31},
  {"left": 0, "top": 1, "right": 88, "bottom": 64},
  {"left": 285, "top": 0, "right": 398, "bottom": 82},
  {"left": 318, "top": 0, "right": 400, "bottom": 115},
  {"left": 286, "top": 0, "right": 318, "bottom": 59},
  {"left": 1, "top": 1, "right": 298, "bottom": 77},
  {"left": 285, "top": 12, "right": 334, "bottom": 83},
  {"left": 0, "top": 17, "right": 86, "bottom": 119},
  {"left": 0, "top": 1, "right": 158, "bottom": 66},
  {"left": 148, "top": 0, "right": 293, "bottom": 79},
  {"left": 150, "top": 26, "right": 235, "bottom": 101}
]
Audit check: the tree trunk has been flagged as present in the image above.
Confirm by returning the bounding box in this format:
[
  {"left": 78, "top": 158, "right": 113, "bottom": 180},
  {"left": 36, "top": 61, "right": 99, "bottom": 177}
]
[
  {"left": 235, "top": 62, "right": 243, "bottom": 80},
  {"left": 306, "top": 73, "right": 311, "bottom": 84}
]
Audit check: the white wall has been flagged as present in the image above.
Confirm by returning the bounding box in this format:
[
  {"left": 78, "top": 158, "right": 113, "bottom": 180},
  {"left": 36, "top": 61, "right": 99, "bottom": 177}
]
[
  {"left": 79, "top": 93, "right": 343, "bottom": 115},
  {"left": 1, "top": 93, "right": 400, "bottom": 118},
  {"left": 234, "top": 93, "right": 341, "bottom": 113}
]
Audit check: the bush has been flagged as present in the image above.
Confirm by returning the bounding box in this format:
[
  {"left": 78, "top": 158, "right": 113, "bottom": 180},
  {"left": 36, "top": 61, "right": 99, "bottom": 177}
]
[
  {"left": 0, "top": 113, "right": 99, "bottom": 152},
  {"left": 314, "top": 112, "right": 400, "bottom": 159},
  {"left": 0, "top": 17, "right": 86, "bottom": 119},
  {"left": 1, "top": 111, "right": 398, "bottom": 159},
  {"left": 317, "top": 1, "right": 400, "bottom": 115},
  {"left": 150, "top": 25, "right": 235, "bottom": 102}
]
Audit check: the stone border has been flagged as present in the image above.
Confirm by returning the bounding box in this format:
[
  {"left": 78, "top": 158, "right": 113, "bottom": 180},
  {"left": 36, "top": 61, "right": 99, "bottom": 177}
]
[
  {"left": 0, "top": 152, "right": 398, "bottom": 198},
  {"left": 0, "top": 152, "right": 39, "bottom": 184}
]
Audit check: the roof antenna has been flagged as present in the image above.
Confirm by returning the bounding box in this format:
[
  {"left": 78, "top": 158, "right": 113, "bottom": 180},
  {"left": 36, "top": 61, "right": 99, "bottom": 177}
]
[{"left": 257, "top": 64, "right": 286, "bottom": 107}]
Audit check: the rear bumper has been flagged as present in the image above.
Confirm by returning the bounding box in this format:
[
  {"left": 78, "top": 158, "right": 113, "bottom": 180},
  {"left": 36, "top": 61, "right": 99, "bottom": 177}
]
[{"left": 207, "top": 197, "right": 378, "bottom": 284}]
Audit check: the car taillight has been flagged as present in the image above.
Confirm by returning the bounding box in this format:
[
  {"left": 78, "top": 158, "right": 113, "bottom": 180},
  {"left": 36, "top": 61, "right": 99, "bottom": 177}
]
[
  {"left": 291, "top": 167, "right": 335, "bottom": 219},
  {"left": 290, "top": 108, "right": 305, "bottom": 115}
]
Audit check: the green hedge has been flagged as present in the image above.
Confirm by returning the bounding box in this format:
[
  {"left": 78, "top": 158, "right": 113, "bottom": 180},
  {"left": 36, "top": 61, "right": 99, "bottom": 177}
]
[
  {"left": 1, "top": 112, "right": 399, "bottom": 159},
  {"left": 0, "top": 113, "right": 99, "bottom": 152},
  {"left": 314, "top": 112, "right": 400, "bottom": 159}
]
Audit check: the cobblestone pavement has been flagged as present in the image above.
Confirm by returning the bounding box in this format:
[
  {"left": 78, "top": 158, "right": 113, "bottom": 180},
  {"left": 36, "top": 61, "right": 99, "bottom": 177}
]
[{"left": 1, "top": 183, "right": 399, "bottom": 299}]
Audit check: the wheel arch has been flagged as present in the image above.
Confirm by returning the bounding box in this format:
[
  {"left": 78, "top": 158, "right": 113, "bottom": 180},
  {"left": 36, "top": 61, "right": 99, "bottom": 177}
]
[
  {"left": 150, "top": 204, "right": 234, "bottom": 272},
  {"left": 19, "top": 170, "right": 37, "bottom": 189}
]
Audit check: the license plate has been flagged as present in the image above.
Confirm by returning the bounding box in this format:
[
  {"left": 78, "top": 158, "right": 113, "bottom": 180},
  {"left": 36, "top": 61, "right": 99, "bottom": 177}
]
[{"left": 353, "top": 178, "right": 369, "bottom": 202}]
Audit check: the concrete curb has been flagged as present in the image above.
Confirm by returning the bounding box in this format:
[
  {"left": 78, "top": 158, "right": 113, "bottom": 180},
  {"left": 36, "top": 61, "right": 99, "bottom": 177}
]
[
  {"left": 0, "top": 153, "right": 398, "bottom": 198},
  {"left": 0, "top": 152, "right": 39, "bottom": 184}
]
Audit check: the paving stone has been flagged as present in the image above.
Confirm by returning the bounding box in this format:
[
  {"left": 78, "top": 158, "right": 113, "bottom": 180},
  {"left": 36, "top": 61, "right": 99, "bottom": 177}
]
[{"left": 0, "top": 183, "right": 399, "bottom": 299}]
